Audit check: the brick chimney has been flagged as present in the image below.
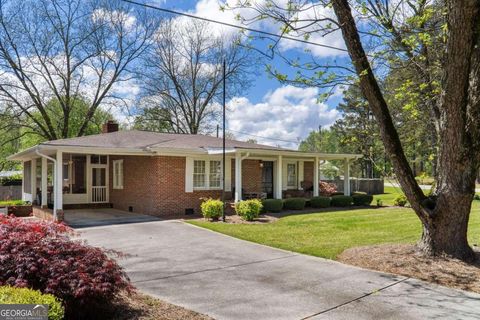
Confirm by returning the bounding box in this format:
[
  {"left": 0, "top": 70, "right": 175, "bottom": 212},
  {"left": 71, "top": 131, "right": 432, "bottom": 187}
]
[{"left": 102, "top": 120, "right": 119, "bottom": 133}]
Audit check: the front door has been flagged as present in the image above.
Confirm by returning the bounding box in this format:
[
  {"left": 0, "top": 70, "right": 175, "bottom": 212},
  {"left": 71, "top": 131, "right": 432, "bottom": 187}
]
[
  {"left": 91, "top": 167, "right": 107, "bottom": 203},
  {"left": 261, "top": 161, "right": 274, "bottom": 198}
]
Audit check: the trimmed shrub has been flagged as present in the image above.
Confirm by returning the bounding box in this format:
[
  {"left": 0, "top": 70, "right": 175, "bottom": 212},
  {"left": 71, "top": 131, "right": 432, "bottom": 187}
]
[
  {"left": 352, "top": 193, "right": 374, "bottom": 206},
  {"left": 235, "top": 199, "right": 263, "bottom": 221},
  {"left": 318, "top": 181, "right": 337, "bottom": 196},
  {"left": 393, "top": 194, "right": 408, "bottom": 207},
  {"left": 200, "top": 198, "right": 224, "bottom": 220},
  {"left": 0, "top": 216, "right": 131, "bottom": 319},
  {"left": 474, "top": 194, "right": 480, "bottom": 201},
  {"left": 331, "top": 192, "right": 344, "bottom": 196},
  {"left": 310, "top": 196, "right": 331, "bottom": 208},
  {"left": 262, "top": 199, "right": 283, "bottom": 213},
  {"left": 283, "top": 198, "right": 306, "bottom": 210},
  {"left": 331, "top": 195, "right": 353, "bottom": 207},
  {"left": 0, "top": 286, "right": 64, "bottom": 320}
]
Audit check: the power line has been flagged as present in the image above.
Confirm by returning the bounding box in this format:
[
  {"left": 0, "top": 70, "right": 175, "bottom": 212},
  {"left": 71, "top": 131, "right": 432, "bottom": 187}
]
[
  {"left": 120, "top": 0, "right": 349, "bottom": 54},
  {"left": 226, "top": 129, "right": 300, "bottom": 144}
]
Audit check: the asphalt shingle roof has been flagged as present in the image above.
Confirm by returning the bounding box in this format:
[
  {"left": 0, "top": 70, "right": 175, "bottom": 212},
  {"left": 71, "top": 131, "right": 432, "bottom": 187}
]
[{"left": 42, "top": 130, "right": 289, "bottom": 152}]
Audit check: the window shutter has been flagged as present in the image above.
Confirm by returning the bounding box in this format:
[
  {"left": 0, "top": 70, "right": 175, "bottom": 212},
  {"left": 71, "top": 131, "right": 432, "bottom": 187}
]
[{"left": 185, "top": 157, "right": 194, "bottom": 193}]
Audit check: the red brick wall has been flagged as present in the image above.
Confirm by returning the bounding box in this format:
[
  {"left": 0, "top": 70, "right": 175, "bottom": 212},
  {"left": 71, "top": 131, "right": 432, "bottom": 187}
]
[
  {"left": 109, "top": 155, "right": 236, "bottom": 216},
  {"left": 230, "top": 159, "right": 263, "bottom": 192},
  {"left": 303, "top": 161, "right": 314, "bottom": 190}
]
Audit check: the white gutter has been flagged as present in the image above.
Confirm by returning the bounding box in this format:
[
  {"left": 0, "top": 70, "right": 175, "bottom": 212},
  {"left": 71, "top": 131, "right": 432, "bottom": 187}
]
[{"left": 35, "top": 148, "right": 58, "bottom": 221}]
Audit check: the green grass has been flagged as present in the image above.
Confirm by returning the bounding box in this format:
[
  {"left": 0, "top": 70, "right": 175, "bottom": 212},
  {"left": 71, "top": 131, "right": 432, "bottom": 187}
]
[{"left": 190, "top": 189, "right": 480, "bottom": 260}]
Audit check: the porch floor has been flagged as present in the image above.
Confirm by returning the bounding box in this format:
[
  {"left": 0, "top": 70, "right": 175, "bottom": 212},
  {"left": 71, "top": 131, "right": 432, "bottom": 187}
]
[{"left": 64, "top": 208, "right": 161, "bottom": 229}]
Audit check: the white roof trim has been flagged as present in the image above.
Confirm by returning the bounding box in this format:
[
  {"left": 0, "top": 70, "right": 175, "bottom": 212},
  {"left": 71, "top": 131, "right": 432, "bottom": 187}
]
[
  {"left": 205, "top": 147, "right": 236, "bottom": 154},
  {"left": 8, "top": 144, "right": 362, "bottom": 162}
]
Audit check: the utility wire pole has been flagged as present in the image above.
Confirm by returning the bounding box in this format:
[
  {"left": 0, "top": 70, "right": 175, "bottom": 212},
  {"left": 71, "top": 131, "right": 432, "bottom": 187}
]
[{"left": 222, "top": 59, "right": 226, "bottom": 222}]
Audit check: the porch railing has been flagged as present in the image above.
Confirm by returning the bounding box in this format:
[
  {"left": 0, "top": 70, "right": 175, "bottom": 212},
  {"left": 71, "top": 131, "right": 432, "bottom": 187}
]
[{"left": 92, "top": 186, "right": 107, "bottom": 203}]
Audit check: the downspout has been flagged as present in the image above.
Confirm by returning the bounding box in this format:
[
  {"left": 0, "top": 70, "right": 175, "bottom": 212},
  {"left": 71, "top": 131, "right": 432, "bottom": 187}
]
[{"left": 35, "top": 148, "right": 58, "bottom": 221}]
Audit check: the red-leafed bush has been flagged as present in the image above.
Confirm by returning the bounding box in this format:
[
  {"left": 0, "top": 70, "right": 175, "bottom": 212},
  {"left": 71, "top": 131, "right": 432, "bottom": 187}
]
[
  {"left": 0, "top": 216, "right": 131, "bottom": 319},
  {"left": 319, "top": 181, "right": 338, "bottom": 196}
]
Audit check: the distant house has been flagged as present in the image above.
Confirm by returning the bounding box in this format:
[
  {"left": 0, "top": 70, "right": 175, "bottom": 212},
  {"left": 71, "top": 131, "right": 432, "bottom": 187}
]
[{"left": 8, "top": 122, "right": 361, "bottom": 220}]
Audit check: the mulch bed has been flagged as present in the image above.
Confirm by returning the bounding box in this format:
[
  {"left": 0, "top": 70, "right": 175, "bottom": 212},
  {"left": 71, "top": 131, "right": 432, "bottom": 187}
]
[
  {"left": 192, "top": 214, "right": 278, "bottom": 224},
  {"left": 338, "top": 244, "right": 480, "bottom": 293},
  {"left": 105, "top": 290, "right": 213, "bottom": 320}
]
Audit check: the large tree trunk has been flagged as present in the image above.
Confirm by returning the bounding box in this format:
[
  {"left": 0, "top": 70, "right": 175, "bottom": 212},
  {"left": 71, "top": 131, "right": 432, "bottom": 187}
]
[
  {"left": 419, "top": 193, "right": 474, "bottom": 258},
  {"left": 332, "top": 0, "right": 480, "bottom": 260}
]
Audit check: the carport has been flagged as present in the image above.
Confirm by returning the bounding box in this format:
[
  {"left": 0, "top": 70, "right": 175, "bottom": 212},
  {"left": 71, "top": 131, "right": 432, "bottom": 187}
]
[{"left": 64, "top": 208, "right": 160, "bottom": 228}]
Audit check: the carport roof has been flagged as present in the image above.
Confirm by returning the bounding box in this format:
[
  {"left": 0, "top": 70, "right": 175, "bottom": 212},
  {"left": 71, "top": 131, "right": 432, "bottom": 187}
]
[{"left": 8, "top": 130, "right": 362, "bottom": 161}]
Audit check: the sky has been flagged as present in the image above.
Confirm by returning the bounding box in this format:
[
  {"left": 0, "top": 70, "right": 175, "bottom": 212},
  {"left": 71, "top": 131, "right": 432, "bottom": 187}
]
[{"left": 138, "top": 0, "right": 349, "bottom": 149}]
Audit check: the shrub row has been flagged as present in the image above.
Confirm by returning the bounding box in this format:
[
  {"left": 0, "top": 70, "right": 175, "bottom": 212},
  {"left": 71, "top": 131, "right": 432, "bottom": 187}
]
[{"left": 201, "top": 193, "right": 375, "bottom": 221}]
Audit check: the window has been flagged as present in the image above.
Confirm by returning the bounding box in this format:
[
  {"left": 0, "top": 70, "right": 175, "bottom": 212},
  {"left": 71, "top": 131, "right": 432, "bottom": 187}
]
[
  {"left": 113, "top": 160, "right": 124, "bottom": 189},
  {"left": 287, "top": 163, "right": 297, "bottom": 188},
  {"left": 209, "top": 161, "right": 221, "bottom": 188},
  {"left": 193, "top": 159, "right": 222, "bottom": 189},
  {"left": 62, "top": 154, "right": 86, "bottom": 194},
  {"left": 193, "top": 160, "right": 206, "bottom": 188},
  {"left": 91, "top": 155, "right": 107, "bottom": 164}
]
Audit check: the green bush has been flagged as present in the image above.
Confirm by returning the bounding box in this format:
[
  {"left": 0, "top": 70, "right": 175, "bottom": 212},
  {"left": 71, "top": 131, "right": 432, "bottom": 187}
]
[
  {"left": 200, "top": 198, "right": 223, "bottom": 220},
  {"left": 0, "top": 200, "right": 25, "bottom": 207},
  {"left": 310, "top": 196, "right": 331, "bottom": 208},
  {"left": 235, "top": 199, "right": 263, "bottom": 221},
  {"left": 393, "top": 194, "right": 408, "bottom": 207},
  {"left": 352, "top": 193, "right": 374, "bottom": 206},
  {"left": 283, "top": 198, "right": 306, "bottom": 210},
  {"left": 331, "top": 195, "right": 353, "bottom": 207},
  {"left": 0, "top": 286, "right": 64, "bottom": 320},
  {"left": 262, "top": 199, "right": 283, "bottom": 213},
  {"left": 474, "top": 194, "right": 480, "bottom": 201},
  {"left": 331, "top": 192, "right": 344, "bottom": 196}
]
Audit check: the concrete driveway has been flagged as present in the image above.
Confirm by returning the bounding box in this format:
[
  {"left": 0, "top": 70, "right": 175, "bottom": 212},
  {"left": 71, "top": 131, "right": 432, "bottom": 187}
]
[
  {"left": 79, "top": 221, "right": 480, "bottom": 320},
  {"left": 64, "top": 208, "right": 160, "bottom": 228}
]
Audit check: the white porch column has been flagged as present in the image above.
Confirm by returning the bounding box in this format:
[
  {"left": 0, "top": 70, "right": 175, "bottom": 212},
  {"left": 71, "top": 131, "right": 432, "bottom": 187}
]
[
  {"left": 31, "top": 158, "right": 37, "bottom": 204},
  {"left": 313, "top": 157, "right": 319, "bottom": 197},
  {"left": 343, "top": 158, "right": 351, "bottom": 196},
  {"left": 41, "top": 157, "right": 48, "bottom": 207},
  {"left": 275, "top": 155, "right": 283, "bottom": 199},
  {"left": 56, "top": 150, "right": 63, "bottom": 211},
  {"left": 21, "top": 161, "right": 25, "bottom": 202},
  {"left": 234, "top": 152, "right": 242, "bottom": 202}
]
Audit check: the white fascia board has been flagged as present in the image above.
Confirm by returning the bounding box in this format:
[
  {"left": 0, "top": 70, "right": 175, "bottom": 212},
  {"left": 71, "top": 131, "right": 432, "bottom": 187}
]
[
  {"left": 205, "top": 147, "right": 236, "bottom": 155},
  {"left": 234, "top": 148, "right": 363, "bottom": 160}
]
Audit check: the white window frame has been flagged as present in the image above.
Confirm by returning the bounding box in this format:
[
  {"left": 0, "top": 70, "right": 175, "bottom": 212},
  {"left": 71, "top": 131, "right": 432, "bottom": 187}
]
[
  {"left": 112, "top": 159, "right": 124, "bottom": 190},
  {"left": 193, "top": 160, "right": 207, "bottom": 189},
  {"left": 287, "top": 162, "right": 297, "bottom": 189},
  {"left": 192, "top": 158, "right": 223, "bottom": 190}
]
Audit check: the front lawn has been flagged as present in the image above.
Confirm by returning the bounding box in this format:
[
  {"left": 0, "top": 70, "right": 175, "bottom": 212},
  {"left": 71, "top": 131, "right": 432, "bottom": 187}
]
[{"left": 189, "top": 190, "right": 480, "bottom": 260}]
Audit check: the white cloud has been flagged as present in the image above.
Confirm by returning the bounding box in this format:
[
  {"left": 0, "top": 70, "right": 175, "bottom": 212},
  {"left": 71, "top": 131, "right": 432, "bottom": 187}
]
[{"left": 228, "top": 85, "right": 339, "bottom": 149}]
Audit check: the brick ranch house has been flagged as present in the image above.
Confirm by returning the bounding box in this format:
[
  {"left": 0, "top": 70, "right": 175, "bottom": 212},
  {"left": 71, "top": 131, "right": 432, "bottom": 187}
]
[{"left": 9, "top": 123, "right": 361, "bottom": 220}]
